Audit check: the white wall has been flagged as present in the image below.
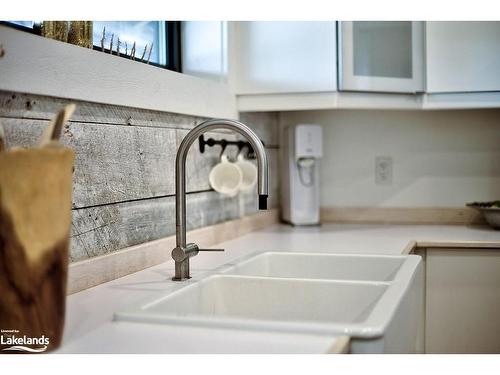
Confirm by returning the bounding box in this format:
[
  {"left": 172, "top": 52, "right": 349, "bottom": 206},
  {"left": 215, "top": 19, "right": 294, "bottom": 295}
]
[
  {"left": 280, "top": 109, "right": 500, "bottom": 208},
  {"left": 181, "top": 21, "right": 228, "bottom": 82}
]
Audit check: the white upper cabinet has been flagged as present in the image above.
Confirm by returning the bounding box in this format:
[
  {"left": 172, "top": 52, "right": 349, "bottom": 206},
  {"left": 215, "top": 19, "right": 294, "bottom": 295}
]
[
  {"left": 338, "top": 21, "right": 424, "bottom": 93},
  {"left": 231, "top": 21, "right": 337, "bottom": 94},
  {"left": 426, "top": 22, "right": 500, "bottom": 93},
  {"left": 232, "top": 21, "right": 500, "bottom": 111}
]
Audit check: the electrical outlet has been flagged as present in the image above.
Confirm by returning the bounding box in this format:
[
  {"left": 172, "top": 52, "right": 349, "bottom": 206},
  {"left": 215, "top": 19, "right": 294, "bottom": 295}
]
[{"left": 375, "top": 156, "right": 393, "bottom": 185}]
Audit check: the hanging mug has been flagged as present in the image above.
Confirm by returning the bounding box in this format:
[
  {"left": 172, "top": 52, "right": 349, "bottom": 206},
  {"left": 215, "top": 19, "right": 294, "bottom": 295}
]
[
  {"left": 209, "top": 155, "right": 243, "bottom": 197},
  {"left": 235, "top": 153, "right": 258, "bottom": 192}
]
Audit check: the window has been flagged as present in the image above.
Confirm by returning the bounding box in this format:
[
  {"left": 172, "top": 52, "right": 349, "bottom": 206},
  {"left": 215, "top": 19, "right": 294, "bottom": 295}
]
[
  {"left": 2, "top": 21, "right": 181, "bottom": 72},
  {"left": 181, "top": 21, "right": 228, "bottom": 81},
  {"left": 93, "top": 21, "right": 165, "bottom": 65},
  {"left": 9, "top": 21, "right": 37, "bottom": 28}
]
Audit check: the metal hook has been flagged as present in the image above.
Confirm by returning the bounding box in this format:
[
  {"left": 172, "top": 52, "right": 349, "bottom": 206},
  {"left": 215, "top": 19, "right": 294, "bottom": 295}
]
[
  {"left": 198, "top": 134, "right": 263, "bottom": 160},
  {"left": 219, "top": 140, "right": 228, "bottom": 160},
  {"left": 236, "top": 140, "right": 246, "bottom": 158}
]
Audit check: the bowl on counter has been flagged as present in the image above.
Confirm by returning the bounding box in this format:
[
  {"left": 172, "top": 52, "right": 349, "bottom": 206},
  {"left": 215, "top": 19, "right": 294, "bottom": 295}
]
[{"left": 466, "top": 201, "right": 500, "bottom": 229}]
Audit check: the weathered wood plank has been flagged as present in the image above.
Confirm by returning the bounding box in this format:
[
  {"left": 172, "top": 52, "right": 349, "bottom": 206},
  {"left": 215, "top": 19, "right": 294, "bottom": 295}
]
[
  {"left": 0, "top": 91, "right": 207, "bottom": 129},
  {"left": 0, "top": 92, "right": 280, "bottom": 143},
  {"left": 0, "top": 118, "right": 45, "bottom": 150},
  {"left": 66, "top": 122, "right": 177, "bottom": 208},
  {"left": 70, "top": 196, "right": 175, "bottom": 261},
  {"left": 70, "top": 191, "right": 240, "bottom": 262},
  {"left": 1, "top": 117, "right": 175, "bottom": 207},
  {"left": 2, "top": 118, "right": 258, "bottom": 208}
]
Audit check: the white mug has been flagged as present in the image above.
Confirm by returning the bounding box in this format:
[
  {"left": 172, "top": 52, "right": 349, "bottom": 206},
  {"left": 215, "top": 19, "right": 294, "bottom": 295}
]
[
  {"left": 209, "top": 155, "right": 243, "bottom": 197},
  {"left": 235, "top": 154, "right": 258, "bottom": 192}
]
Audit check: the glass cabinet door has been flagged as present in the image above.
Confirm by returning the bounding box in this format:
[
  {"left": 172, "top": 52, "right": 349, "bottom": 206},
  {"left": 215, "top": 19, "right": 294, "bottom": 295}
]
[{"left": 339, "top": 21, "right": 424, "bottom": 93}]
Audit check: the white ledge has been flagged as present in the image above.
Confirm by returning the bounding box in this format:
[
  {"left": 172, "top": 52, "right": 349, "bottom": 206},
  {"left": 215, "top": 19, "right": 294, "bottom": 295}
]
[
  {"left": 0, "top": 26, "right": 237, "bottom": 119},
  {"left": 237, "top": 91, "right": 500, "bottom": 112},
  {"left": 421, "top": 91, "right": 500, "bottom": 110}
]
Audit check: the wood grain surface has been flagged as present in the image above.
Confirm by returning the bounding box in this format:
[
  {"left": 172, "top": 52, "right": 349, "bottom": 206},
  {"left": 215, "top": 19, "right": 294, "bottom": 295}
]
[{"left": 0, "top": 147, "right": 74, "bottom": 352}]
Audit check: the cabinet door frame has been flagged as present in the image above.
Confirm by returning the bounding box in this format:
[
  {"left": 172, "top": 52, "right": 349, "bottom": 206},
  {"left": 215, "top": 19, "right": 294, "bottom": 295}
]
[
  {"left": 230, "top": 21, "right": 338, "bottom": 95},
  {"left": 420, "top": 247, "right": 500, "bottom": 354},
  {"left": 338, "top": 21, "right": 425, "bottom": 93},
  {"left": 425, "top": 21, "right": 500, "bottom": 93}
]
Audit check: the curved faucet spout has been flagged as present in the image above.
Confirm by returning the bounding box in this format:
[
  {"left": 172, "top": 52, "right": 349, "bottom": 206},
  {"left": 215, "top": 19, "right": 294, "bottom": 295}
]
[{"left": 172, "top": 119, "right": 269, "bottom": 280}]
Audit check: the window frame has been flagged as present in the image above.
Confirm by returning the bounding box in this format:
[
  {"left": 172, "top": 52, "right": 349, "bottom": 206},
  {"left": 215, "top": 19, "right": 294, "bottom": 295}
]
[{"left": 1, "top": 21, "right": 182, "bottom": 73}]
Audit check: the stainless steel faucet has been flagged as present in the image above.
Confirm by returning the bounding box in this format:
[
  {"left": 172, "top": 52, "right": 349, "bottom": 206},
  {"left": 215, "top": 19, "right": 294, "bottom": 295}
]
[{"left": 171, "top": 119, "right": 269, "bottom": 281}]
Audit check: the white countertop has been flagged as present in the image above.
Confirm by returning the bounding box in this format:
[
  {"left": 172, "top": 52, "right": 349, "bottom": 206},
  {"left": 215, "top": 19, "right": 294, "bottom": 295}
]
[{"left": 58, "top": 223, "right": 500, "bottom": 354}]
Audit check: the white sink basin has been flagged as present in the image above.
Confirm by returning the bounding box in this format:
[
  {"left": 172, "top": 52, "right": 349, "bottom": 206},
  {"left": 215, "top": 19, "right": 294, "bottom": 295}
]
[
  {"left": 116, "top": 276, "right": 389, "bottom": 333},
  {"left": 115, "top": 253, "right": 424, "bottom": 353},
  {"left": 221, "top": 252, "right": 408, "bottom": 281}
]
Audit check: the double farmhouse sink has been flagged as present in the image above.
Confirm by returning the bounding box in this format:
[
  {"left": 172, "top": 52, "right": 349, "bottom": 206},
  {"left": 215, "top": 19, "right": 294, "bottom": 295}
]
[
  {"left": 113, "top": 119, "right": 423, "bottom": 353},
  {"left": 115, "top": 252, "right": 424, "bottom": 353}
]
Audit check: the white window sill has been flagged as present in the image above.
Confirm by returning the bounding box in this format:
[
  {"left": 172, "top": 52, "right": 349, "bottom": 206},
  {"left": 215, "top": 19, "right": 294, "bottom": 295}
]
[{"left": 0, "top": 25, "right": 237, "bottom": 119}]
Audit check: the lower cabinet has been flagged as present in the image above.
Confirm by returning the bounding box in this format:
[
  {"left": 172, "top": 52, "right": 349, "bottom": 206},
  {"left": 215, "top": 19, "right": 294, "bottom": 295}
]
[{"left": 416, "top": 248, "right": 500, "bottom": 353}]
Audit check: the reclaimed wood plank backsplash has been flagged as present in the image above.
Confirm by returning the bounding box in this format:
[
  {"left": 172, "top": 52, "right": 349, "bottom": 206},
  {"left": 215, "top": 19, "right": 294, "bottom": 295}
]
[{"left": 0, "top": 91, "right": 280, "bottom": 262}]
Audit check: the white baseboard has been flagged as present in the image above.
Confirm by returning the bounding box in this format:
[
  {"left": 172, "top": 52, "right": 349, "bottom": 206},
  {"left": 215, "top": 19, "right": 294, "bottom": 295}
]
[{"left": 320, "top": 206, "right": 485, "bottom": 225}]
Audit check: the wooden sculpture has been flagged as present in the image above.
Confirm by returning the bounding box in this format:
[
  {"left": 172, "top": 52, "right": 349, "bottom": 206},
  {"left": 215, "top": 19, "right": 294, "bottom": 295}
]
[{"left": 0, "top": 105, "right": 75, "bottom": 353}]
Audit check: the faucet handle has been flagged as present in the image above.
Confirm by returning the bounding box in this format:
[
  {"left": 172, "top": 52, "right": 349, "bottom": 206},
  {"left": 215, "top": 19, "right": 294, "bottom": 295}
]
[{"left": 172, "top": 244, "right": 224, "bottom": 263}]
